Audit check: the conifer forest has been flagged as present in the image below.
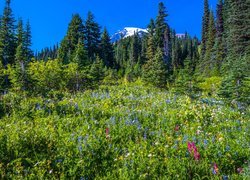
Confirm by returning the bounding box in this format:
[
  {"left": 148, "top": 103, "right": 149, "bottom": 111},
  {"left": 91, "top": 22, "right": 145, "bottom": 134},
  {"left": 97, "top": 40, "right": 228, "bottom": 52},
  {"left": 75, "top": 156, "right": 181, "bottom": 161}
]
[{"left": 0, "top": 0, "right": 249, "bottom": 179}]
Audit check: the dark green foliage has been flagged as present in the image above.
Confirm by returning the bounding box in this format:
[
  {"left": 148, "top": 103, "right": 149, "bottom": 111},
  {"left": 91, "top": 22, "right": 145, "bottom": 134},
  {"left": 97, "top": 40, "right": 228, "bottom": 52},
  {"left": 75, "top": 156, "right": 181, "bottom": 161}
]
[
  {"left": 155, "top": 2, "right": 168, "bottom": 49},
  {"left": 129, "top": 32, "right": 141, "bottom": 66},
  {"left": 15, "top": 43, "right": 25, "bottom": 63},
  {"left": 23, "top": 20, "right": 33, "bottom": 62},
  {"left": 0, "top": 0, "right": 16, "bottom": 67},
  {"left": 58, "top": 14, "right": 84, "bottom": 64},
  {"left": 36, "top": 44, "right": 59, "bottom": 61},
  {"left": 219, "top": 55, "right": 250, "bottom": 104},
  {"left": 73, "top": 38, "right": 88, "bottom": 68},
  {"left": 226, "top": 0, "right": 250, "bottom": 59},
  {"left": 142, "top": 47, "right": 167, "bottom": 88},
  {"left": 100, "top": 28, "right": 115, "bottom": 68},
  {"left": 89, "top": 56, "right": 104, "bottom": 87},
  {"left": 17, "top": 18, "right": 24, "bottom": 46},
  {"left": 203, "top": 11, "right": 216, "bottom": 76},
  {"left": 201, "top": 0, "right": 210, "bottom": 58},
  {"left": 84, "top": 12, "right": 101, "bottom": 61},
  {"left": 214, "top": 0, "right": 225, "bottom": 74},
  {"left": 148, "top": 19, "right": 155, "bottom": 36},
  {"left": 174, "top": 59, "right": 199, "bottom": 95}
]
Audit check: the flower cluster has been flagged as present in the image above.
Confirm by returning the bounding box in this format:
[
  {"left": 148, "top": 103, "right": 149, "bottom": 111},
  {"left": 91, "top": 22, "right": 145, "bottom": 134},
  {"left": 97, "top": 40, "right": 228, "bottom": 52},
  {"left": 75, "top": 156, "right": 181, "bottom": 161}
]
[{"left": 187, "top": 142, "right": 200, "bottom": 161}]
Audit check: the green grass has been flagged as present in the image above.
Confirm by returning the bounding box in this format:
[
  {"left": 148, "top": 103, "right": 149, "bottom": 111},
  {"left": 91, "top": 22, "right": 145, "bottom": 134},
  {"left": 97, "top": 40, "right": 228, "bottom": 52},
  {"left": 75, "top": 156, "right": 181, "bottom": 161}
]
[{"left": 0, "top": 84, "right": 249, "bottom": 179}]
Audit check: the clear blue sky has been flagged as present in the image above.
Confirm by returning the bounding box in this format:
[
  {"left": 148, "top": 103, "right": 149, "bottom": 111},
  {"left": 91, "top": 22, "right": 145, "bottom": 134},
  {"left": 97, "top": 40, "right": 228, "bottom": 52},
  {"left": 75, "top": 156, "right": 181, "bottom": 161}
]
[{"left": 0, "top": 0, "right": 217, "bottom": 51}]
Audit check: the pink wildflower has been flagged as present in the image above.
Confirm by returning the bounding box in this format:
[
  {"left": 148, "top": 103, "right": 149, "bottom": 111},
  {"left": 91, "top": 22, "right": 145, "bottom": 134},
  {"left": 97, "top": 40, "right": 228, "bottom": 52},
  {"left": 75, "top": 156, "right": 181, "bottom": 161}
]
[
  {"left": 174, "top": 125, "right": 180, "bottom": 131},
  {"left": 212, "top": 163, "right": 219, "bottom": 174},
  {"left": 187, "top": 142, "right": 200, "bottom": 160},
  {"left": 106, "top": 128, "right": 110, "bottom": 139},
  {"left": 237, "top": 167, "right": 243, "bottom": 174}
]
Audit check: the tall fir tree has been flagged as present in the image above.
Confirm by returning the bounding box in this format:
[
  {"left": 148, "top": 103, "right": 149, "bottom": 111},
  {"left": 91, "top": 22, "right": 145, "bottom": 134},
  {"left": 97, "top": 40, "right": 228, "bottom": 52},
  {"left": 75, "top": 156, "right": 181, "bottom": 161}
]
[
  {"left": 23, "top": 20, "right": 33, "bottom": 62},
  {"left": 226, "top": 0, "right": 250, "bottom": 59},
  {"left": 203, "top": 10, "right": 216, "bottom": 76},
  {"left": 84, "top": 12, "right": 101, "bottom": 61},
  {"left": 58, "top": 14, "right": 84, "bottom": 64},
  {"left": 100, "top": 28, "right": 114, "bottom": 68},
  {"left": 148, "top": 19, "right": 155, "bottom": 36},
  {"left": 142, "top": 47, "right": 167, "bottom": 88},
  {"left": 129, "top": 32, "right": 141, "bottom": 66},
  {"left": 214, "top": 0, "right": 225, "bottom": 74},
  {"left": 73, "top": 38, "right": 88, "bottom": 68},
  {"left": 201, "top": 0, "right": 210, "bottom": 59},
  {"left": 155, "top": 2, "right": 171, "bottom": 63},
  {"left": 155, "top": 2, "right": 168, "bottom": 49},
  {"left": 0, "top": 0, "right": 16, "bottom": 67},
  {"left": 146, "top": 35, "right": 155, "bottom": 61},
  {"left": 17, "top": 18, "right": 24, "bottom": 46}
]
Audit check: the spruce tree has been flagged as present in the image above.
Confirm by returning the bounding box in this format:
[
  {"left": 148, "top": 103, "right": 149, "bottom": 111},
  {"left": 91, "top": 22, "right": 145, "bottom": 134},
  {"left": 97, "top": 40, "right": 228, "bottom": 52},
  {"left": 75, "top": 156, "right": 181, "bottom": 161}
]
[
  {"left": 227, "top": 0, "right": 250, "bottom": 59},
  {"left": 129, "top": 32, "right": 141, "bottom": 66},
  {"left": 148, "top": 19, "right": 155, "bottom": 36},
  {"left": 73, "top": 38, "right": 88, "bottom": 68},
  {"left": 155, "top": 2, "right": 168, "bottom": 49},
  {"left": 58, "top": 14, "right": 84, "bottom": 64},
  {"left": 146, "top": 35, "right": 155, "bottom": 61},
  {"left": 84, "top": 12, "right": 101, "bottom": 61},
  {"left": 17, "top": 18, "right": 24, "bottom": 46},
  {"left": 215, "top": 0, "right": 225, "bottom": 74},
  {"left": 142, "top": 47, "right": 167, "bottom": 88},
  {"left": 155, "top": 2, "right": 171, "bottom": 63},
  {"left": 203, "top": 10, "right": 216, "bottom": 76},
  {"left": 89, "top": 56, "right": 104, "bottom": 87},
  {"left": 201, "top": 0, "right": 210, "bottom": 58},
  {"left": 23, "top": 20, "right": 33, "bottom": 62},
  {"left": 0, "top": 0, "right": 16, "bottom": 67},
  {"left": 100, "top": 28, "right": 114, "bottom": 68}
]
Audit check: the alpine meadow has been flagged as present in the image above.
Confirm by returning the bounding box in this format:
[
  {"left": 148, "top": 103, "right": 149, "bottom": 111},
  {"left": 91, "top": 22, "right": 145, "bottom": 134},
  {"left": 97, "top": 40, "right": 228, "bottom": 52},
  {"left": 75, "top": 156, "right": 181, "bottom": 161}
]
[{"left": 0, "top": 0, "right": 249, "bottom": 179}]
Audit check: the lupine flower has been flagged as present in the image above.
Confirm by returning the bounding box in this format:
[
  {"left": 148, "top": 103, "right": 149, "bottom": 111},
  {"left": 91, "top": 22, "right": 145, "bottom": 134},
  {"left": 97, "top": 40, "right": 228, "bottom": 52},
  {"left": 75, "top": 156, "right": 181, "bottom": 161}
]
[
  {"left": 222, "top": 175, "right": 229, "bottom": 180},
  {"left": 212, "top": 163, "right": 219, "bottom": 174}
]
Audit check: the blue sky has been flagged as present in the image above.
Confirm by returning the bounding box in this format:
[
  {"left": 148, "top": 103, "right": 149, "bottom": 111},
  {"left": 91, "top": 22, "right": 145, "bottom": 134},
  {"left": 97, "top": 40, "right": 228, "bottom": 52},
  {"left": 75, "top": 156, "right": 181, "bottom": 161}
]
[{"left": 0, "top": 0, "right": 217, "bottom": 51}]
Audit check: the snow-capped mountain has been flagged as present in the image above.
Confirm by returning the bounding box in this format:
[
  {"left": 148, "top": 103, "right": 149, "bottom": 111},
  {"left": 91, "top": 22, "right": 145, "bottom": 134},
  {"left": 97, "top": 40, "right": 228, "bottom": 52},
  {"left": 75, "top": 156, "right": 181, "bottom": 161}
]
[
  {"left": 111, "top": 27, "right": 186, "bottom": 42},
  {"left": 111, "top": 27, "right": 148, "bottom": 42}
]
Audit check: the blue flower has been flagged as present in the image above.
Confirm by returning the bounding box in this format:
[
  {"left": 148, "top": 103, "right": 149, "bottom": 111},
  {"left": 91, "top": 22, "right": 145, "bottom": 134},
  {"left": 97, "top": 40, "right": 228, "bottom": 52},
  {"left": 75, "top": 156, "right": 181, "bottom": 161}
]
[{"left": 222, "top": 175, "right": 229, "bottom": 180}]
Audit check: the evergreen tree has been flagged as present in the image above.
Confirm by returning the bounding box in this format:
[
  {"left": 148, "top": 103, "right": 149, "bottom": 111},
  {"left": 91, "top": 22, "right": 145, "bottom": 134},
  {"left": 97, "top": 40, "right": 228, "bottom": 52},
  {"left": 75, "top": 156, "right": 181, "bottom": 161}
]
[
  {"left": 0, "top": 0, "right": 16, "bottom": 67},
  {"left": 203, "top": 10, "right": 216, "bottom": 76},
  {"left": 171, "top": 31, "right": 182, "bottom": 71},
  {"left": 155, "top": 2, "right": 171, "bottom": 63},
  {"left": 129, "top": 32, "right": 141, "bottom": 66},
  {"left": 227, "top": 0, "right": 250, "bottom": 59},
  {"left": 219, "top": 55, "right": 250, "bottom": 104},
  {"left": 89, "top": 56, "right": 104, "bottom": 87},
  {"left": 214, "top": 0, "right": 225, "bottom": 74},
  {"left": 201, "top": 0, "right": 210, "bottom": 58},
  {"left": 15, "top": 43, "right": 25, "bottom": 63},
  {"left": 155, "top": 2, "right": 168, "bottom": 49},
  {"left": 84, "top": 12, "right": 101, "bottom": 61},
  {"left": 17, "top": 18, "right": 24, "bottom": 46},
  {"left": 142, "top": 47, "right": 167, "bottom": 88},
  {"left": 58, "top": 14, "right": 84, "bottom": 64},
  {"left": 148, "top": 19, "right": 155, "bottom": 36},
  {"left": 100, "top": 28, "right": 114, "bottom": 68},
  {"left": 146, "top": 35, "right": 155, "bottom": 61},
  {"left": 23, "top": 20, "right": 33, "bottom": 62},
  {"left": 73, "top": 38, "right": 88, "bottom": 68}
]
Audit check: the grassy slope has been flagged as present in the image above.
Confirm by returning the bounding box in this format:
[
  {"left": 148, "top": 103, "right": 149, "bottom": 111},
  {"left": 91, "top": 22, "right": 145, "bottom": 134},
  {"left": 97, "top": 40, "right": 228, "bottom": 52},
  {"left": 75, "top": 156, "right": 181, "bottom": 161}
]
[{"left": 0, "top": 84, "right": 249, "bottom": 179}]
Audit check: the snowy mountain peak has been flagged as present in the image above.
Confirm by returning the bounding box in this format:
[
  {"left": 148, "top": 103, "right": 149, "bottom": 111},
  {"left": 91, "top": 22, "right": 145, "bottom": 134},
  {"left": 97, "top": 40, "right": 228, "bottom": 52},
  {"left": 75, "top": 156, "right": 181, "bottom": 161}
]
[
  {"left": 111, "top": 27, "right": 185, "bottom": 42},
  {"left": 111, "top": 27, "right": 148, "bottom": 42}
]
